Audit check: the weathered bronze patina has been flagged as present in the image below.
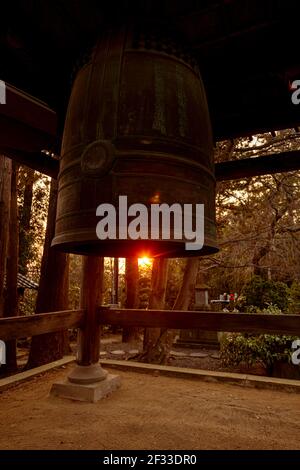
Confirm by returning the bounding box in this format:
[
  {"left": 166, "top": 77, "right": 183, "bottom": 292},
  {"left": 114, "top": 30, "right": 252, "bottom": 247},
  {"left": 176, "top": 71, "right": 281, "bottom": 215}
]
[{"left": 52, "top": 28, "right": 218, "bottom": 257}]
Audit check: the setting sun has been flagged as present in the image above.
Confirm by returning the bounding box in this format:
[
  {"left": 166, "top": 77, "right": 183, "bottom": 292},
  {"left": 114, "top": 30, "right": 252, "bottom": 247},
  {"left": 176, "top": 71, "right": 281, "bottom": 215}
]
[{"left": 138, "top": 256, "right": 153, "bottom": 267}]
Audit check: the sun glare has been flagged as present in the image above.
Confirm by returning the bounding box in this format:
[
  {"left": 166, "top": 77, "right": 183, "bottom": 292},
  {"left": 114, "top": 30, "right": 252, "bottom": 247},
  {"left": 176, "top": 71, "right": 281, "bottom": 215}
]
[{"left": 138, "top": 256, "right": 153, "bottom": 267}]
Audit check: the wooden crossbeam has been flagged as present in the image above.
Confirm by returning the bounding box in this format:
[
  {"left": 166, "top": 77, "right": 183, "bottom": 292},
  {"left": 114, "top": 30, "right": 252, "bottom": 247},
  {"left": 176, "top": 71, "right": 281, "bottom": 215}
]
[
  {"left": 0, "top": 310, "right": 85, "bottom": 341},
  {"left": 3, "top": 149, "right": 59, "bottom": 179},
  {"left": 1, "top": 82, "right": 299, "bottom": 181},
  {"left": 11, "top": 149, "right": 300, "bottom": 181},
  {"left": 0, "top": 83, "right": 57, "bottom": 174},
  {"left": 1, "top": 84, "right": 56, "bottom": 137},
  {"left": 215, "top": 150, "right": 300, "bottom": 181},
  {"left": 98, "top": 308, "right": 300, "bottom": 336}
]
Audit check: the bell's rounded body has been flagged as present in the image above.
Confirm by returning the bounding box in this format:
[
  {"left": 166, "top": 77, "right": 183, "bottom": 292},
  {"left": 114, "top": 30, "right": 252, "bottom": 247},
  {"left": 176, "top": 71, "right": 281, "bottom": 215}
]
[{"left": 52, "top": 28, "right": 218, "bottom": 257}]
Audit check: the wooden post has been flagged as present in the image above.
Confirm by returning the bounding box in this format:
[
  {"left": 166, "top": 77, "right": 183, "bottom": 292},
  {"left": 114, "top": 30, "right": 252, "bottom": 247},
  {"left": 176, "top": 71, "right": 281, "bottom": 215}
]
[
  {"left": 50, "top": 257, "right": 121, "bottom": 401},
  {"left": 0, "top": 156, "right": 11, "bottom": 314},
  {"left": 68, "top": 255, "right": 107, "bottom": 384},
  {"left": 77, "top": 255, "right": 103, "bottom": 365}
]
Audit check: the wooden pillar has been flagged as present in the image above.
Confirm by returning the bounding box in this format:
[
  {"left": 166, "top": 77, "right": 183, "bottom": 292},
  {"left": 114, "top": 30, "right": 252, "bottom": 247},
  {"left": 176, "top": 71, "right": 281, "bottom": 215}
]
[
  {"left": 51, "top": 251, "right": 121, "bottom": 401},
  {"left": 68, "top": 255, "right": 107, "bottom": 384},
  {"left": 0, "top": 156, "right": 11, "bottom": 314}
]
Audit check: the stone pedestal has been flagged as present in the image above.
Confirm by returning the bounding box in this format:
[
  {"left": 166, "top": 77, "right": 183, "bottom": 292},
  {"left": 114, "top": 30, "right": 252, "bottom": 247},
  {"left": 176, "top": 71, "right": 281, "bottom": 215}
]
[
  {"left": 50, "top": 372, "right": 121, "bottom": 403},
  {"left": 68, "top": 363, "right": 108, "bottom": 384},
  {"left": 50, "top": 363, "right": 121, "bottom": 402}
]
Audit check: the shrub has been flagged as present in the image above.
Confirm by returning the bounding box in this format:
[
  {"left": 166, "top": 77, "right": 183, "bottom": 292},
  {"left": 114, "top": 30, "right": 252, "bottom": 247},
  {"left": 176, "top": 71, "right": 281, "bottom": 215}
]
[
  {"left": 289, "top": 281, "right": 300, "bottom": 314},
  {"left": 220, "top": 304, "right": 297, "bottom": 373},
  {"left": 243, "top": 276, "right": 289, "bottom": 311},
  {"left": 221, "top": 332, "right": 296, "bottom": 372}
]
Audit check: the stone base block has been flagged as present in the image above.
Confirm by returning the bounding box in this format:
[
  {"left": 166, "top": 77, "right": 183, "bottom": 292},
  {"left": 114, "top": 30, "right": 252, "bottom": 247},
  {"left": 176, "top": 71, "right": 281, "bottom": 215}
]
[{"left": 50, "top": 374, "right": 121, "bottom": 403}]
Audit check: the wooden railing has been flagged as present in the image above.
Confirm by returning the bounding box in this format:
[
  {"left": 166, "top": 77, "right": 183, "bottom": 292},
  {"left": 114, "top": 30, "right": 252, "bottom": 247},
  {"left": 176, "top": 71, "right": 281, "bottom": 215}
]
[
  {"left": 98, "top": 308, "right": 300, "bottom": 336},
  {"left": 0, "top": 310, "right": 85, "bottom": 341},
  {"left": 0, "top": 308, "right": 300, "bottom": 341}
]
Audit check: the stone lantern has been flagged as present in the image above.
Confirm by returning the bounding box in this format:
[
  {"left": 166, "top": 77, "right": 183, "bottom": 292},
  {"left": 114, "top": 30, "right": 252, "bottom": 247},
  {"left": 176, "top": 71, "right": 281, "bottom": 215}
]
[
  {"left": 177, "top": 283, "right": 219, "bottom": 348},
  {"left": 194, "top": 283, "right": 211, "bottom": 310}
]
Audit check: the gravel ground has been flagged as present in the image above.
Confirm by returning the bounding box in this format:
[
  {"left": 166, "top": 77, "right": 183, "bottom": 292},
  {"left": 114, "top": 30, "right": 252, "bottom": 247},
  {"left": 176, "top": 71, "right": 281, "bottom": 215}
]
[{"left": 0, "top": 364, "right": 300, "bottom": 450}]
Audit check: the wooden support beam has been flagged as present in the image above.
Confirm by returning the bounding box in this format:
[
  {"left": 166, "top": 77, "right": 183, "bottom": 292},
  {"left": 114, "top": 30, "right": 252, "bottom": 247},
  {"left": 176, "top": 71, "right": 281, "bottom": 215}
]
[
  {"left": 215, "top": 150, "right": 300, "bottom": 181},
  {"left": 7, "top": 149, "right": 299, "bottom": 182},
  {"left": 0, "top": 84, "right": 57, "bottom": 152},
  {"left": 67, "top": 256, "right": 108, "bottom": 385},
  {"left": 98, "top": 308, "right": 300, "bottom": 336},
  {"left": 1, "top": 80, "right": 299, "bottom": 182},
  {"left": 0, "top": 310, "right": 84, "bottom": 341},
  {"left": 77, "top": 256, "right": 103, "bottom": 366},
  {"left": 3, "top": 150, "right": 59, "bottom": 179}
]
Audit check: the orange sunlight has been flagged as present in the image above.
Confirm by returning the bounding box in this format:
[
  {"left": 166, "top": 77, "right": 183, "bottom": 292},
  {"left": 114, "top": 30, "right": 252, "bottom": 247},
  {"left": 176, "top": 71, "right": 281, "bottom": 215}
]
[{"left": 138, "top": 256, "right": 153, "bottom": 268}]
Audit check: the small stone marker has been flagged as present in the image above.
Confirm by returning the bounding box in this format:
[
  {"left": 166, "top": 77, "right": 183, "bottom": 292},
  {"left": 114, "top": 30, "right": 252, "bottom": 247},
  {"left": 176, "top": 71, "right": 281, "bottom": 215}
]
[
  {"left": 111, "top": 350, "right": 125, "bottom": 355},
  {"left": 170, "top": 351, "right": 186, "bottom": 357},
  {"left": 17, "top": 359, "right": 28, "bottom": 367},
  {"left": 189, "top": 352, "right": 208, "bottom": 358},
  {"left": 128, "top": 349, "right": 139, "bottom": 355},
  {"left": 210, "top": 352, "right": 220, "bottom": 359}
]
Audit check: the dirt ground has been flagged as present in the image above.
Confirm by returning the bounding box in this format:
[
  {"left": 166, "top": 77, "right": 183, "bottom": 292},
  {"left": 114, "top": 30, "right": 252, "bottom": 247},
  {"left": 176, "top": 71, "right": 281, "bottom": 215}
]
[{"left": 0, "top": 364, "right": 300, "bottom": 450}]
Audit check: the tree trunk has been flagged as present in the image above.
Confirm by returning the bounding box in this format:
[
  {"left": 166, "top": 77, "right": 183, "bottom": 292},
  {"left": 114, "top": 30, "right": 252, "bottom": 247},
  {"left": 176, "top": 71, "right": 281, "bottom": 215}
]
[
  {"left": 95, "top": 256, "right": 104, "bottom": 338},
  {"left": 122, "top": 258, "right": 140, "bottom": 343},
  {"left": 19, "top": 167, "right": 35, "bottom": 275},
  {"left": 2, "top": 162, "right": 19, "bottom": 373},
  {"left": 26, "top": 179, "right": 69, "bottom": 369},
  {"left": 140, "top": 258, "right": 199, "bottom": 364},
  {"left": 252, "top": 191, "right": 289, "bottom": 278},
  {"left": 174, "top": 259, "right": 200, "bottom": 311},
  {"left": 139, "top": 258, "right": 169, "bottom": 363},
  {"left": 113, "top": 258, "right": 119, "bottom": 304},
  {"left": 0, "top": 156, "right": 11, "bottom": 315}
]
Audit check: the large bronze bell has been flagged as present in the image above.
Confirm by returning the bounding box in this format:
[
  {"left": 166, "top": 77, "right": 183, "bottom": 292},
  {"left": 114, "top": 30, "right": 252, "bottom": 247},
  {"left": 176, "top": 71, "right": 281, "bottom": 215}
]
[{"left": 52, "top": 27, "right": 218, "bottom": 258}]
